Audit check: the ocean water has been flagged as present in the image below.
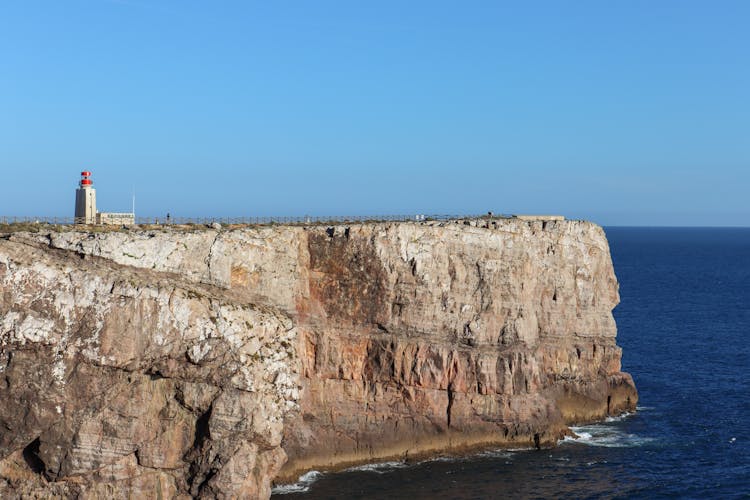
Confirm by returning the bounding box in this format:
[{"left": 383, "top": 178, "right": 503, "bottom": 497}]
[{"left": 273, "top": 227, "right": 750, "bottom": 499}]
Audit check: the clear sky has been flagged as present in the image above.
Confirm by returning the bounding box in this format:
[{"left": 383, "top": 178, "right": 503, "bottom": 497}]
[{"left": 1, "top": 1, "right": 748, "bottom": 225}]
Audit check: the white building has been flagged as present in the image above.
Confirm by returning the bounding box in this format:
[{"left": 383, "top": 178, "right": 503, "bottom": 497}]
[
  {"left": 74, "top": 171, "right": 97, "bottom": 224},
  {"left": 74, "top": 171, "right": 135, "bottom": 225},
  {"left": 514, "top": 215, "right": 565, "bottom": 221}
]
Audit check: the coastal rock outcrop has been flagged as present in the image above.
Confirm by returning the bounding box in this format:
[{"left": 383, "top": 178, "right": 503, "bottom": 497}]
[
  {"left": 0, "top": 235, "right": 298, "bottom": 498},
  {"left": 0, "top": 219, "right": 637, "bottom": 497}
]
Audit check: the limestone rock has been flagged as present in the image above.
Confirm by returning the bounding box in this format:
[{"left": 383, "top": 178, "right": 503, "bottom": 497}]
[
  {"left": 0, "top": 236, "right": 299, "bottom": 498},
  {"left": 0, "top": 219, "right": 637, "bottom": 498}
]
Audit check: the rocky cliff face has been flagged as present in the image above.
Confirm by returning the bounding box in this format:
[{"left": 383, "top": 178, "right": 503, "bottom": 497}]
[{"left": 0, "top": 219, "right": 637, "bottom": 498}]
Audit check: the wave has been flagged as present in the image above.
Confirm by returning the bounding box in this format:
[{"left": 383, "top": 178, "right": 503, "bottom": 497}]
[
  {"left": 563, "top": 423, "right": 655, "bottom": 448},
  {"left": 475, "top": 448, "right": 517, "bottom": 459},
  {"left": 423, "top": 454, "right": 461, "bottom": 463},
  {"left": 271, "top": 470, "right": 322, "bottom": 495},
  {"left": 605, "top": 411, "right": 635, "bottom": 422},
  {"left": 343, "top": 461, "right": 410, "bottom": 474}
]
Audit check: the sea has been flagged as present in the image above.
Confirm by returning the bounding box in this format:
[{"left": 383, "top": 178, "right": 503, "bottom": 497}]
[{"left": 272, "top": 227, "right": 750, "bottom": 499}]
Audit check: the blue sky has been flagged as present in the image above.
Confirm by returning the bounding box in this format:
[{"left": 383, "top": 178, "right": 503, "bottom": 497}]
[{"left": 1, "top": 1, "right": 748, "bottom": 225}]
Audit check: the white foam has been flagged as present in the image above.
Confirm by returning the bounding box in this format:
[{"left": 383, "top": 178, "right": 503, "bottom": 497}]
[
  {"left": 605, "top": 411, "right": 634, "bottom": 422},
  {"left": 423, "top": 455, "right": 460, "bottom": 463},
  {"left": 562, "top": 430, "right": 593, "bottom": 443},
  {"left": 343, "top": 461, "right": 409, "bottom": 474},
  {"left": 475, "top": 449, "right": 516, "bottom": 459},
  {"left": 271, "top": 470, "right": 322, "bottom": 495},
  {"left": 564, "top": 424, "right": 655, "bottom": 448}
]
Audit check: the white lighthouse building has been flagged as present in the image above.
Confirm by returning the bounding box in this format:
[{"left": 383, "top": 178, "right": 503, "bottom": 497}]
[
  {"left": 74, "top": 171, "right": 97, "bottom": 224},
  {"left": 74, "top": 171, "right": 135, "bottom": 225}
]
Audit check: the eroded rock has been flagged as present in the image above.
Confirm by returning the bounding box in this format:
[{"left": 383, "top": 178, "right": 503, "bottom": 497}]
[
  {"left": 0, "top": 237, "right": 299, "bottom": 498},
  {"left": 0, "top": 219, "right": 637, "bottom": 498}
]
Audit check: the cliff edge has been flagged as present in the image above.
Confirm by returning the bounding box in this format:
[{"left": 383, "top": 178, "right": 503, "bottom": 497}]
[{"left": 0, "top": 219, "right": 637, "bottom": 498}]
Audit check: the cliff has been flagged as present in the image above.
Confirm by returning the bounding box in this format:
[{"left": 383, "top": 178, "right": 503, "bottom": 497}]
[{"left": 0, "top": 219, "right": 637, "bottom": 498}]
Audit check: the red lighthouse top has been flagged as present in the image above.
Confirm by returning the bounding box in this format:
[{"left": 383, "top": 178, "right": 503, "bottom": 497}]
[{"left": 80, "top": 171, "right": 93, "bottom": 187}]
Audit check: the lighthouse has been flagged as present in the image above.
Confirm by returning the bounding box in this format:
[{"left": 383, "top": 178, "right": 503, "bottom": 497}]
[
  {"left": 73, "top": 171, "right": 135, "bottom": 225},
  {"left": 74, "top": 171, "right": 97, "bottom": 224}
]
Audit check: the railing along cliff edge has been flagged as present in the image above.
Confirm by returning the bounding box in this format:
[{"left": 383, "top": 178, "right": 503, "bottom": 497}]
[{"left": 0, "top": 214, "right": 517, "bottom": 227}]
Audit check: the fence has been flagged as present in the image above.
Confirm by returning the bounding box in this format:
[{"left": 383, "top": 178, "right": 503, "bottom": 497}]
[{"left": 0, "top": 213, "right": 514, "bottom": 227}]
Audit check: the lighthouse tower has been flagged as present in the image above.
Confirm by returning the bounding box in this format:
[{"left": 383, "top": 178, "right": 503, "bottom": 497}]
[{"left": 74, "top": 171, "right": 97, "bottom": 224}]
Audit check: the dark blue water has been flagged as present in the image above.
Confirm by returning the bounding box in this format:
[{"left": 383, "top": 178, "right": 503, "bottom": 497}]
[{"left": 274, "top": 228, "right": 750, "bottom": 499}]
